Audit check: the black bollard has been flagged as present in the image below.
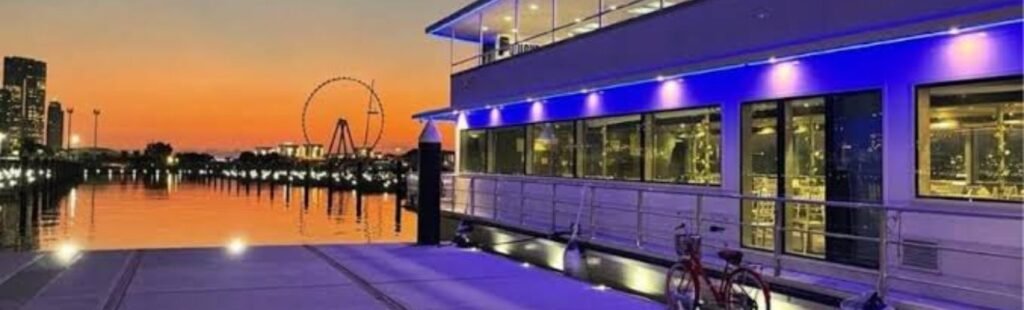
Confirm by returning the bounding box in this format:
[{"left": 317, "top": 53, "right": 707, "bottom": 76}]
[
  {"left": 326, "top": 188, "right": 334, "bottom": 213},
  {"left": 303, "top": 185, "right": 310, "bottom": 209},
  {"left": 285, "top": 183, "right": 291, "bottom": 204},
  {"left": 356, "top": 189, "right": 363, "bottom": 219},
  {"left": 394, "top": 193, "right": 403, "bottom": 233},
  {"left": 416, "top": 120, "right": 442, "bottom": 245}
]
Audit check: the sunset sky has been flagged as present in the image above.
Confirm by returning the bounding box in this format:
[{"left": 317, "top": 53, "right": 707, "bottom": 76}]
[{"left": 0, "top": 0, "right": 469, "bottom": 155}]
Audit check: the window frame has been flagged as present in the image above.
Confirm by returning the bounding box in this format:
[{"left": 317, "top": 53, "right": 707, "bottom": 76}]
[{"left": 913, "top": 75, "right": 1024, "bottom": 204}]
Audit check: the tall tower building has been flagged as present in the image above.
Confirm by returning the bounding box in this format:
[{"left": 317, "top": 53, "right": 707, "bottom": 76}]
[
  {"left": 2, "top": 56, "right": 47, "bottom": 146},
  {"left": 46, "top": 100, "right": 63, "bottom": 150}
]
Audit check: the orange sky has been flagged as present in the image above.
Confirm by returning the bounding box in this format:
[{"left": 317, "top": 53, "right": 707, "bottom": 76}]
[{"left": 0, "top": 0, "right": 469, "bottom": 154}]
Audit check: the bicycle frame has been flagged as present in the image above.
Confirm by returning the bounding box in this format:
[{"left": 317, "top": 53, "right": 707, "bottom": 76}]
[{"left": 678, "top": 249, "right": 735, "bottom": 305}]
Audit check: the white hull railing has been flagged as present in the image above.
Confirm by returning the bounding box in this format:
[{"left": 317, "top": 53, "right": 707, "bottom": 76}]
[{"left": 440, "top": 173, "right": 1023, "bottom": 306}]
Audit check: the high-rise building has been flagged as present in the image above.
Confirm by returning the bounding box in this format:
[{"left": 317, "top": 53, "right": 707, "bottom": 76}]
[
  {"left": 46, "top": 100, "right": 63, "bottom": 150},
  {"left": 2, "top": 56, "right": 47, "bottom": 146},
  {"left": 0, "top": 86, "right": 18, "bottom": 152}
]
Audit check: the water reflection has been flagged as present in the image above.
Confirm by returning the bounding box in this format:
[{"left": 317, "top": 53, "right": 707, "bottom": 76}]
[{"left": 0, "top": 173, "right": 416, "bottom": 252}]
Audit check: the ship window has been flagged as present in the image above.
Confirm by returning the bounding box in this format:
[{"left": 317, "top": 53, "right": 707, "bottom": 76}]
[
  {"left": 528, "top": 122, "right": 576, "bottom": 177},
  {"left": 581, "top": 115, "right": 643, "bottom": 180},
  {"left": 917, "top": 78, "right": 1024, "bottom": 202},
  {"left": 647, "top": 107, "right": 721, "bottom": 185},
  {"left": 490, "top": 126, "right": 526, "bottom": 174},
  {"left": 459, "top": 129, "right": 488, "bottom": 173}
]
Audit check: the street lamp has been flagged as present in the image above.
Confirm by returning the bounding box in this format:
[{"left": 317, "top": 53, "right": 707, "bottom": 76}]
[
  {"left": 70, "top": 134, "right": 81, "bottom": 147},
  {"left": 92, "top": 109, "right": 100, "bottom": 148},
  {"left": 66, "top": 108, "right": 74, "bottom": 150}
]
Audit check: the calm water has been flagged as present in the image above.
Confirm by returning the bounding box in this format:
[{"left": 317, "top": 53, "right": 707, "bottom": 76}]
[{"left": 0, "top": 174, "right": 416, "bottom": 252}]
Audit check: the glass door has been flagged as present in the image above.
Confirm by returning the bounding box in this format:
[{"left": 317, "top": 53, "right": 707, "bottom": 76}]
[
  {"left": 742, "top": 91, "right": 882, "bottom": 266},
  {"left": 784, "top": 98, "right": 827, "bottom": 258}
]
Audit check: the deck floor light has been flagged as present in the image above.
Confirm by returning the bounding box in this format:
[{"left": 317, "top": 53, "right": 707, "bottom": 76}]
[{"left": 55, "top": 242, "right": 81, "bottom": 265}]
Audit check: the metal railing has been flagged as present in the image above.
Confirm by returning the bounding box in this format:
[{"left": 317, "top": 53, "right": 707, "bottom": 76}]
[
  {"left": 451, "top": 0, "right": 681, "bottom": 73},
  {"left": 439, "top": 173, "right": 1023, "bottom": 304}
]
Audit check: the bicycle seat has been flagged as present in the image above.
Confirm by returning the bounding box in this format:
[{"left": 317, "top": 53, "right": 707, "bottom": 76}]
[{"left": 718, "top": 249, "right": 744, "bottom": 265}]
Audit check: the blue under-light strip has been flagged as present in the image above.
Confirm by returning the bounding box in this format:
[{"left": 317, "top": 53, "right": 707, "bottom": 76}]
[{"left": 441, "top": 18, "right": 1023, "bottom": 117}]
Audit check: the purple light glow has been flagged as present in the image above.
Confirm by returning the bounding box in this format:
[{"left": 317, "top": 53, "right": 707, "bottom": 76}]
[
  {"left": 488, "top": 107, "right": 501, "bottom": 127},
  {"left": 766, "top": 61, "right": 803, "bottom": 96},
  {"left": 655, "top": 79, "right": 685, "bottom": 110},
  {"left": 944, "top": 32, "right": 995, "bottom": 75},
  {"left": 529, "top": 101, "right": 545, "bottom": 122},
  {"left": 584, "top": 92, "right": 602, "bottom": 117}
]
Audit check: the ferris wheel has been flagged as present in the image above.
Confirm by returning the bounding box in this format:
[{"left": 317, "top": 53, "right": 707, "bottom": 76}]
[{"left": 300, "top": 76, "right": 385, "bottom": 158}]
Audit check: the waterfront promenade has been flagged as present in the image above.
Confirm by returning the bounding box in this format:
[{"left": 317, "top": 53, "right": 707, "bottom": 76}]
[{"left": 0, "top": 244, "right": 659, "bottom": 310}]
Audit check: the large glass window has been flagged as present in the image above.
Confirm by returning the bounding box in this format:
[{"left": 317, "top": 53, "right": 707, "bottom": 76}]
[
  {"left": 490, "top": 127, "right": 526, "bottom": 174},
  {"left": 528, "top": 122, "right": 576, "bottom": 177},
  {"left": 784, "top": 98, "right": 827, "bottom": 258},
  {"left": 742, "top": 92, "right": 882, "bottom": 267},
  {"left": 741, "top": 102, "right": 781, "bottom": 251},
  {"left": 582, "top": 115, "right": 643, "bottom": 180},
  {"left": 459, "top": 129, "right": 488, "bottom": 173},
  {"left": 648, "top": 107, "right": 722, "bottom": 185},
  {"left": 917, "top": 78, "right": 1024, "bottom": 202}
]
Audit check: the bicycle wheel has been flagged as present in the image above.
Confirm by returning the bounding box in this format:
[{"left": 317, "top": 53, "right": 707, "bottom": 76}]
[
  {"left": 664, "top": 263, "right": 698, "bottom": 310},
  {"left": 724, "top": 267, "right": 771, "bottom": 310}
]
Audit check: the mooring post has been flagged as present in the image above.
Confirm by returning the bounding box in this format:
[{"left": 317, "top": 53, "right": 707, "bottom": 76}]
[{"left": 417, "top": 120, "right": 442, "bottom": 245}]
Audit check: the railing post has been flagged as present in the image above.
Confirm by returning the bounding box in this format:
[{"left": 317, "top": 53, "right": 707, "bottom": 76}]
[
  {"left": 587, "top": 185, "right": 596, "bottom": 241},
  {"left": 492, "top": 179, "right": 499, "bottom": 221},
  {"left": 550, "top": 0, "right": 557, "bottom": 44},
  {"left": 519, "top": 180, "right": 526, "bottom": 225},
  {"left": 877, "top": 208, "right": 890, "bottom": 299},
  {"left": 448, "top": 176, "right": 456, "bottom": 212},
  {"left": 695, "top": 195, "right": 703, "bottom": 235},
  {"left": 469, "top": 178, "right": 477, "bottom": 216},
  {"left": 773, "top": 198, "right": 785, "bottom": 277},
  {"left": 550, "top": 184, "right": 558, "bottom": 234},
  {"left": 635, "top": 190, "right": 644, "bottom": 249}
]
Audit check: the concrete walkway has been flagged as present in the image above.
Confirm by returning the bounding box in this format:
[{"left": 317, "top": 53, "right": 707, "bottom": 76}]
[{"left": 0, "top": 245, "right": 660, "bottom": 310}]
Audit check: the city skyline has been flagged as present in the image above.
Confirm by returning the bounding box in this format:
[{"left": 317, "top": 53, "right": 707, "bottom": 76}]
[{"left": 0, "top": 0, "right": 467, "bottom": 154}]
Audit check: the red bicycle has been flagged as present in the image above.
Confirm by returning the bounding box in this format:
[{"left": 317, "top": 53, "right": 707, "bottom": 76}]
[{"left": 665, "top": 223, "right": 771, "bottom": 310}]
